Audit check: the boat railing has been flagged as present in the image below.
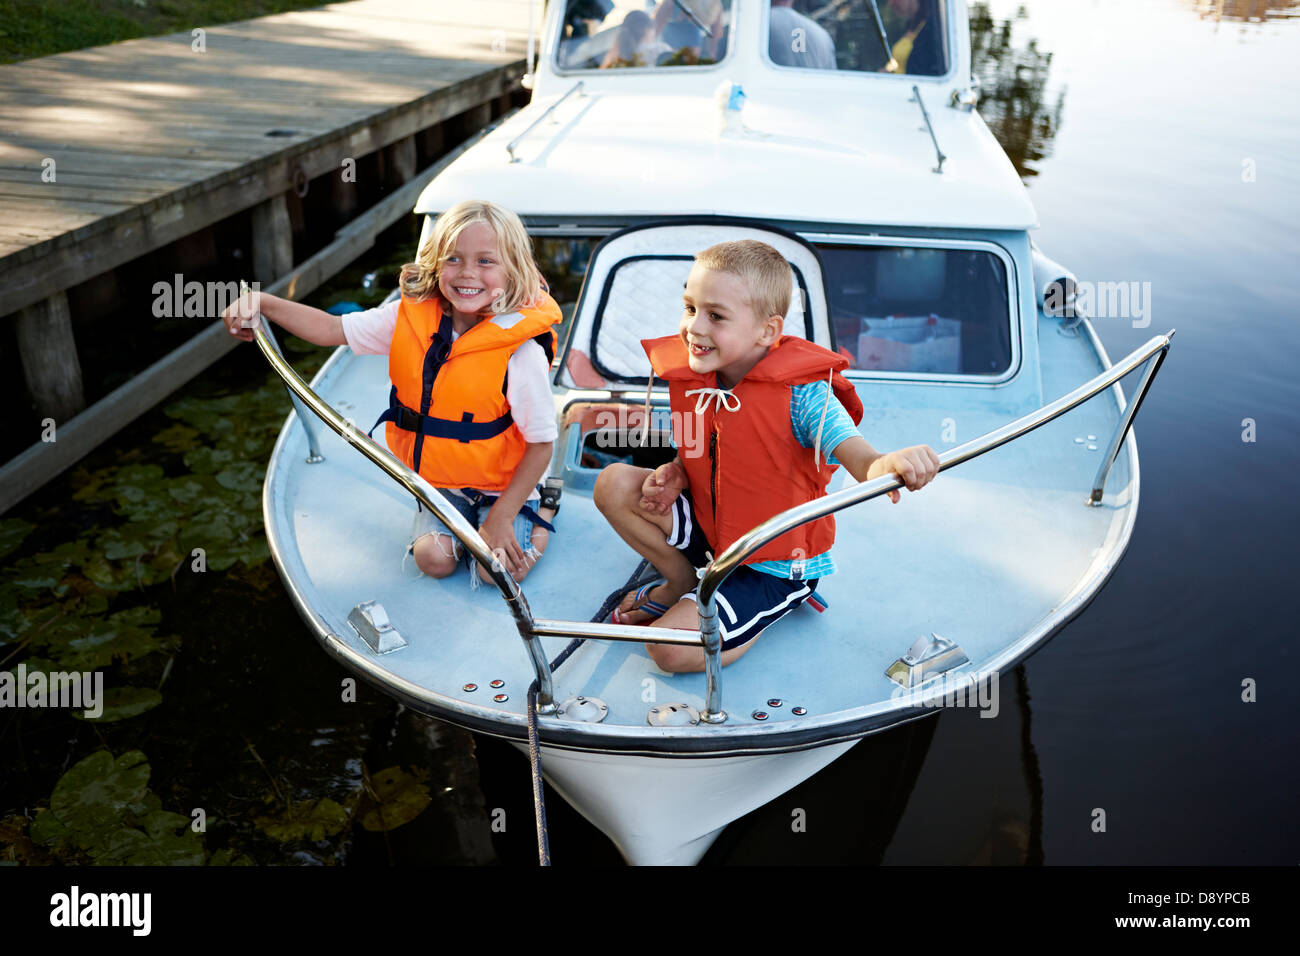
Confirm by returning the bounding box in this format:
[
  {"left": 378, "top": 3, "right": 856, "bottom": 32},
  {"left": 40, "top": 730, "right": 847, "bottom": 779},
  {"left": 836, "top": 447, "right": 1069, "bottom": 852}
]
[{"left": 250, "top": 299, "right": 1171, "bottom": 726}]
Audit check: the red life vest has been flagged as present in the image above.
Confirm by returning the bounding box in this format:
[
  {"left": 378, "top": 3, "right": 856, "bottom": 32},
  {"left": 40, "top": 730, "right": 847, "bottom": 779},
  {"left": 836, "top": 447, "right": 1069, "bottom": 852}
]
[
  {"left": 642, "top": 334, "right": 864, "bottom": 566},
  {"left": 373, "top": 293, "right": 561, "bottom": 491}
]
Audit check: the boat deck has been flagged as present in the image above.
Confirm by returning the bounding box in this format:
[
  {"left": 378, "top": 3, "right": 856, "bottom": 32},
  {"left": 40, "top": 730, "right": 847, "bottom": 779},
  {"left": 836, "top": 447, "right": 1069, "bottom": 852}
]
[{"left": 265, "top": 307, "right": 1133, "bottom": 751}]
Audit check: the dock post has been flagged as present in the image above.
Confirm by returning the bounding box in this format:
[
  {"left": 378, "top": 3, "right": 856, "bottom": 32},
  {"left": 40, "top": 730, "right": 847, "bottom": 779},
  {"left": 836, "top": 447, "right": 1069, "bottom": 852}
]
[
  {"left": 15, "top": 290, "right": 86, "bottom": 425},
  {"left": 251, "top": 193, "right": 294, "bottom": 284},
  {"left": 385, "top": 134, "right": 417, "bottom": 188}
]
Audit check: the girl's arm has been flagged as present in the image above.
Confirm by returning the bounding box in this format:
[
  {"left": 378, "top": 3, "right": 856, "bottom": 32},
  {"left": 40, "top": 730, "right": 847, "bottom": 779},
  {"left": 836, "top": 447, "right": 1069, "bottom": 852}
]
[
  {"left": 222, "top": 291, "right": 345, "bottom": 346},
  {"left": 479, "top": 441, "right": 554, "bottom": 574}
]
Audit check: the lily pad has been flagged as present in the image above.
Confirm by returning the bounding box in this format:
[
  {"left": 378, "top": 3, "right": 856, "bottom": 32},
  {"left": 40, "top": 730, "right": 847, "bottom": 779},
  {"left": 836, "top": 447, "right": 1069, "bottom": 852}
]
[
  {"left": 255, "top": 798, "right": 350, "bottom": 842},
  {"left": 74, "top": 686, "right": 163, "bottom": 723},
  {"left": 32, "top": 750, "right": 206, "bottom": 865},
  {"left": 0, "top": 519, "right": 35, "bottom": 560},
  {"left": 359, "top": 766, "right": 432, "bottom": 832}
]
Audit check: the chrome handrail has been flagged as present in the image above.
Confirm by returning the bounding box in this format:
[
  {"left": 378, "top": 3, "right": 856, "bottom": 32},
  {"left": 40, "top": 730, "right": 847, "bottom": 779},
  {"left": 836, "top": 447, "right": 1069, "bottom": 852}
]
[
  {"left": 252, "top": 307, "right": 1170, "bottom": 727},
  {"left": 247, "top": 299, "right": 701, "bottom": 714},
  {"left": 694, "top": 330, "right": 1175, "bottom": 719},
  {"left": 243, "top": 281, "right": 324, "bottom": 465},
  {"left": 507, "top": 81, "right": 584, "bottom": 163}
]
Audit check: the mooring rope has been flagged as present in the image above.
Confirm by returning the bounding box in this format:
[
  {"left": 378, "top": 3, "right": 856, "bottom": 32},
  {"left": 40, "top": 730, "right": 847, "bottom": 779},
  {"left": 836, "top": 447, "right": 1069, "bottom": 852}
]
[{"left": 526, "top": 558, "right": 659, "bottom": 866}]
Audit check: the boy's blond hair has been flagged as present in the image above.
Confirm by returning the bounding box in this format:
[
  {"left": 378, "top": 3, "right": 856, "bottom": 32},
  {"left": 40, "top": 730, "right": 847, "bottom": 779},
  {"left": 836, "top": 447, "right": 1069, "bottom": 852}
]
[
  {"left": 694, "top": 239, "right": 793, "bottom": 323},
  {"left": 399, "top": 200, "right": 544, "bottom": 315}
]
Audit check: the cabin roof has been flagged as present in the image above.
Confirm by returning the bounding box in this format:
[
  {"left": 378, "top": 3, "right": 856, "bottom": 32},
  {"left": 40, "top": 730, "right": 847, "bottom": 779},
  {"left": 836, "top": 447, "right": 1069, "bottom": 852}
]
[{"left": 415, "top": 86, "right": 1037, "bottom": 231}]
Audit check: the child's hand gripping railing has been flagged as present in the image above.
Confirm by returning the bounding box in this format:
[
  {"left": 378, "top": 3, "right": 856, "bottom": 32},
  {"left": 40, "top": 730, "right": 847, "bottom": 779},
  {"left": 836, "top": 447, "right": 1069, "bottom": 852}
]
[
  {"left": 690, "top": 329, "right": 1175, "bottom": 723},
  {"left": 245, "top": 290, "right": 702, "bottom": 716}
]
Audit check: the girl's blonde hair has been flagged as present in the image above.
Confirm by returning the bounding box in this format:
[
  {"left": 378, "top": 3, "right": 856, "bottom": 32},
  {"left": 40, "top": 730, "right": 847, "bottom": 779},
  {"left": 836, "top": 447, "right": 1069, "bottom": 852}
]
[{"left": 399, "top": 200, "right": 544, "bottom": 315}]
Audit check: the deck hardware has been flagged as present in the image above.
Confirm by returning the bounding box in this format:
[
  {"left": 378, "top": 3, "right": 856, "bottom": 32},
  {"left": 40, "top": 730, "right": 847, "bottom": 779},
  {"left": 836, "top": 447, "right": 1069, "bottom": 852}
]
[
  {"left": 950, "top": 76, "right": 981, "bottom": 111},
  {"left": 909, "top": 85, "right": 946, "bottom": 173},
  {"left": 1087, "top": 434, "right": 1097, "bottom": 441},
  {"left": 791, "top": 707, "right": 808, "bottom": 716},
  {"left": 885, "top": 633, "right": 970, "bottom": 689},
  {"left": 490, "top": 679, "right": 505, "bottom": 688},
  {"left": 463, "top": 683, "right": 478, "bottom": 692},
  {"left": 1074, "top": 437, "right": 1084, "bottom": 444},
  {"left": 347, "top": 601, "right": 407, "bottom": 655},
  {"left": 493, "top": 693, "right": 509, "bottom": 703},
  {"left": 767, "top": 698, "right": 784, "bottom": 708},
  {"left": 752, "top": 710, "right": 769, "bottom": 721},
  {"left": 647, "top": 703, "right": 700, "bottom": 727},
  {"left": 1087, "top": 444, "right": 1097, "bottom": 451},
  {"left": 556, "top": 696, "right": 609, "bottom": 723},
  {"left": 507, "top": 80, "right": 585, "bottom": 163}
]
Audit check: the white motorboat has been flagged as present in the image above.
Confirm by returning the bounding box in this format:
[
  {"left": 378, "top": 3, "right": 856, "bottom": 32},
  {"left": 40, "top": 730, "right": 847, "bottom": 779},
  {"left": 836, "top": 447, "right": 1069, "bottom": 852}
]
[{"left": 254, "top": 0, "right": 1173, "bottom": 864}]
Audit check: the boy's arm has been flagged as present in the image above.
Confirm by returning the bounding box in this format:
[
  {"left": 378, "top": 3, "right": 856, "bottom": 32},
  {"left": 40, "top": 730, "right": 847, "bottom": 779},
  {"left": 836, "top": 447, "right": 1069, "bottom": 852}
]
[
  {"left": 480, "top": 441, "right": 554, "bottom": 574},
  {"left": 832, "top": 435, "right": 941, "bottom": 504},
  {"left": 222, "top": 291, "right": 346, "bottom": 346}
]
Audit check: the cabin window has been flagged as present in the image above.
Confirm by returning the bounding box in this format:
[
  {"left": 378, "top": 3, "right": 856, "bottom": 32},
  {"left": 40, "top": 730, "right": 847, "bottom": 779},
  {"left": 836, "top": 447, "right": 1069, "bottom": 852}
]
[
  {"left": 557, "top": 0, "right": 733, "bottom": 71},
  {"left": 817, "top": 243, "right": 1013, "bottom": 376},
  {"left": 765, "top": 0, "right": 949, "bottom": 77},
  {"left": 534, "top": 237, "right": 596, "bottom": 361}
]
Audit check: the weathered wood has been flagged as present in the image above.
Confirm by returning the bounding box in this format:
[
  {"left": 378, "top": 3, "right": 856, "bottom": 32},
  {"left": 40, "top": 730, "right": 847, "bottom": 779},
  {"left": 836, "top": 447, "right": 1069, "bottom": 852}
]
[
  {"left": 251, "top": 193, "right": 294, "bottom": 284},
  {"left": 0, "top": 0, "right": 536, "bottom": 316},
  {"left": 14, "top": 291, "right": 86, "bottom": 424},
  {"left": 0, "top": 116, "right": 513, "bottom": 515},
  {"left": 385, "top": 135, "right": 417, "bottom": 188},
  {"left": 0, "top": 66, "right": 522, "bottom": 308}
]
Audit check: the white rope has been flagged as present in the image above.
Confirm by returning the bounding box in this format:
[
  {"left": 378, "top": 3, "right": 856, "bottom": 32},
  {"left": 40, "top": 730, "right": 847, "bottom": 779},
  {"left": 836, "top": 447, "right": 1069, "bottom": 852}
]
[
  {"left": 813, "top": 366, "right": 833, "bottom": 471},
  {"left": 684, "top": 387, "right": 741, "bottom": 414}
]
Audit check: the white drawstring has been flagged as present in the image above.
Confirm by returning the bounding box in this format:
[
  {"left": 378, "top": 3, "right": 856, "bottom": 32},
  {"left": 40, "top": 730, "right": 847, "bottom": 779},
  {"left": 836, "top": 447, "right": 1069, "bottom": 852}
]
[
  {"left": 813, "top": 366, "right": 833, "bottom": 471},
  {"left": 684, "top": 387, "right": 741, "bottom": 414},
  {"left": 638, "top": 375, "right": 654, "bottom": 446}
]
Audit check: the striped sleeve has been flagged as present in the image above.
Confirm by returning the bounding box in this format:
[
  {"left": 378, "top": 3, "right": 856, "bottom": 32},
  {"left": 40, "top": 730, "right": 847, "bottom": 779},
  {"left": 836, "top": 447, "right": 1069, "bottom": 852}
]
[{"left": 790, "top": 380, "right": 859, "bottom": 465}]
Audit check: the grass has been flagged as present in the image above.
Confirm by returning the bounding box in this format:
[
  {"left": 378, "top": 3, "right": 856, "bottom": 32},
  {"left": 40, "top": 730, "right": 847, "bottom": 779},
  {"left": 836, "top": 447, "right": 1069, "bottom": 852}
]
[{"left": 0, "top": 0, "right": 332, "bottom": 64}]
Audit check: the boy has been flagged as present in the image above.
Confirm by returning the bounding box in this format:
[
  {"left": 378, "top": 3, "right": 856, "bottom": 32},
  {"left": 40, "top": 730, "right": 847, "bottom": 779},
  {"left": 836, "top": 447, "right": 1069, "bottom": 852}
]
[{"left": 593, "top": 239, "right": 940, "bottom": 673}]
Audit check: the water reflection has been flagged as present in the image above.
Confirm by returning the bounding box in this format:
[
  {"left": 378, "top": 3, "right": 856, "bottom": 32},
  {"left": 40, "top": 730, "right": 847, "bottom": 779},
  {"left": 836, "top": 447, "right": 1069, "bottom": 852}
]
[
  {"left": 1181, "top": 0, "right": 1300, "bottom": 21},
  {"left": 969, "top": 2, "right": 1064, "bottom": 181}
]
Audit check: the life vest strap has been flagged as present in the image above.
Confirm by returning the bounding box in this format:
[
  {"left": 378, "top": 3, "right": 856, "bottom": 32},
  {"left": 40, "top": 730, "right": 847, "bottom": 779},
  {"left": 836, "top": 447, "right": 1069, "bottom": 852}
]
[{"left": 370, "top": 386, "right": 514, "bottom": 472}]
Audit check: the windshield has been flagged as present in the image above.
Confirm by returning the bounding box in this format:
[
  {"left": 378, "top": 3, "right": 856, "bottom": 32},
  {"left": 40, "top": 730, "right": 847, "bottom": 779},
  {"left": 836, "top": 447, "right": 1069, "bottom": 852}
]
[
  {"left": 818, "top": 243, "right": 1012, "bottom": 376},
  {"left": 767, "top": 0, "right": 948, "bottom": 76},
  {"left": 557, "top": 0, "right": 733, "bottom": 71}
]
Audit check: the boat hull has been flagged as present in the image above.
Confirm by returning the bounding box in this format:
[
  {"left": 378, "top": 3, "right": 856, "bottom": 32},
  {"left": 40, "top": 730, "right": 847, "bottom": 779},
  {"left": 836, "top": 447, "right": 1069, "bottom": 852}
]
[{"left": 509, "top": 738, "right": 863, "bottom": 865}]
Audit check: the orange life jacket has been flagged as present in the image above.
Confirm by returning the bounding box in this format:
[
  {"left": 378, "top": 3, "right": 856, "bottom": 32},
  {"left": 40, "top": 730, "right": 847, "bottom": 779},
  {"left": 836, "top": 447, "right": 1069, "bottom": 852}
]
[
  {"left": 372, "top": 293, "right": 561, "bottom": 491},
  {"left": 642, "top": 334, "right": 864, "bottom": 566}
]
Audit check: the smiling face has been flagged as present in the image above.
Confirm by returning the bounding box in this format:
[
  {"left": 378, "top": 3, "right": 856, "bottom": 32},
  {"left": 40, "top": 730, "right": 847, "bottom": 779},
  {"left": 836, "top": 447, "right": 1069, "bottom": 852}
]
[
  {"left": 680, "top": 264, "right": 784, "bottom": 389},
  {"left": 438, "top": 220, "right": 508, "bottom": 328}
]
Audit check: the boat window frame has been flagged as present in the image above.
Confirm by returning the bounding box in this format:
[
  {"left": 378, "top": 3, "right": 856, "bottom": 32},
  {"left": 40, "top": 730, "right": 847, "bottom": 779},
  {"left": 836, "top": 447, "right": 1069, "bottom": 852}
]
[
  {"left": 799, "top": 231, "right": 1022, "bottom": 386},
  {"left": 552, "top": 0, "right": 739, "bottom": 78},
  {"left": 759, "top": 0, "right": 958, "bottom": 84}
]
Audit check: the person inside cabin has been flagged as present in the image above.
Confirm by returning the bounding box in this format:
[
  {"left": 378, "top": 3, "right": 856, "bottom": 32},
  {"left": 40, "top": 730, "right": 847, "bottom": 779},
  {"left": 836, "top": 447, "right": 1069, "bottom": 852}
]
[
  {"left": 221, "top": 200, "right": 564, "bottom": 589},
  {"left": 768, "top": 0, "right": 837, "bottom": 70},
  {"left": 879, "top": 0, "right": 941, "bottom": 75},
  {"left": 593, "top": 240, "right": 940, "bottom": 673},
  {"left": 652, "top": 0, "right": 728, "bottom": 65},
  {"left": 601, "top": 10, "right": 672, "bottom": 69}
]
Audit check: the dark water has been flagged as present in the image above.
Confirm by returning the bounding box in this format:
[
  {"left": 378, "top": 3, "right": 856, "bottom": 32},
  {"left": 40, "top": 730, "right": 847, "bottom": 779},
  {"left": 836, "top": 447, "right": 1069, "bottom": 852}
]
[{"left": 3, "top": 0, "right": 1297, "bottom": 866}]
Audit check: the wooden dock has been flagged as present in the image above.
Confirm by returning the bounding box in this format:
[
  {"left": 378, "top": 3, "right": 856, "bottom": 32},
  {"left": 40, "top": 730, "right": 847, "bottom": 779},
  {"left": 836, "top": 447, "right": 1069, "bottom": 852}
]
[{"left": 0, "top": 0, "right": 536, "bottom": 512}]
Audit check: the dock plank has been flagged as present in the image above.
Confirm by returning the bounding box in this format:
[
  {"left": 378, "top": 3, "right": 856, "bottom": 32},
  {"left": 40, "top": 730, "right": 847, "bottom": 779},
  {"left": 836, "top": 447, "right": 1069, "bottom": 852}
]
[{"left": 0, "top": 0, "right": 536, "bottom": 316}]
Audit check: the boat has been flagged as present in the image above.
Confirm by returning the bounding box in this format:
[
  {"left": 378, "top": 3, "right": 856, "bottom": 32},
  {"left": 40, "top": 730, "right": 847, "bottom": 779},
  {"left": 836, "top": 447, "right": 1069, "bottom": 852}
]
[{"left": 251, "top": 0, "right": 1174, "bottom": 865}]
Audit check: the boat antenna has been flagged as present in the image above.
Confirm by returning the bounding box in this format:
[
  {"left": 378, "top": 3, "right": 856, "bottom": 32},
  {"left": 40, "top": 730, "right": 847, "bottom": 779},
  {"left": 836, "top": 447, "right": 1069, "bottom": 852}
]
[{"left": 866, "top": 0, "right": 899, "bottom": 73}]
